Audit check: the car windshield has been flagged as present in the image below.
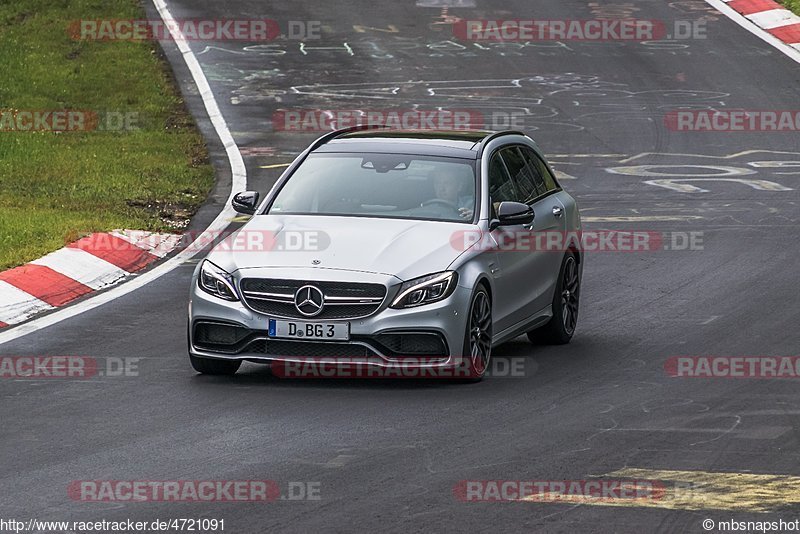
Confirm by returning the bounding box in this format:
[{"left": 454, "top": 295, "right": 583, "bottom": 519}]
[{"left": 268, "top": 153, "right": 477, "bottom": 223}]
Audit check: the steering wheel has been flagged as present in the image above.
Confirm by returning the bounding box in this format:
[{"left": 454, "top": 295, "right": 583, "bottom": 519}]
[{"left": 421, "top": 199, "right": 460, "bottom": 212}]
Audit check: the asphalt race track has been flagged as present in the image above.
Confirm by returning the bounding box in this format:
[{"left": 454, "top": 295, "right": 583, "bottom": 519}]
[{"left": 2, "top": 1, "right": 800, "bottom": 532}]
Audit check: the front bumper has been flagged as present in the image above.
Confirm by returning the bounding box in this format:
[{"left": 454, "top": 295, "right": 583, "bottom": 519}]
[{"left": 188, "top": 268, "right": 473, "bottom": 369}]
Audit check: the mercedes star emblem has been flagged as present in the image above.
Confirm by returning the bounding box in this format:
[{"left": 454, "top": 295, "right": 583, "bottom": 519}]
[{"left": 294, "top": 285, "right": 325, "bottom": 317}]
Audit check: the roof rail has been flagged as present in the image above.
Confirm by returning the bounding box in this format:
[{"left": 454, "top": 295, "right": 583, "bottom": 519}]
[
  {"left": 475, "top": 130, "right": 527, "bottom": 157},
  {"left": 308, "top": 124, "right": 389, "bottom": 151}
]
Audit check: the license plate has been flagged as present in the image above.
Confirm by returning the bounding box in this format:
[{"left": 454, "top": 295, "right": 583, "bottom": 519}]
[{"left": 268, "top": 319, "right": 350, "bottom": 341}]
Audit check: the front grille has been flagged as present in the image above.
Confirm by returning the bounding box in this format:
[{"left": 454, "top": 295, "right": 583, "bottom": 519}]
[
  {"left": 240, "top": 278, "right": 386, "bottom": 320},
  {"left": 245, "top": 302, "right": 380, "bottom": 320},
  {"left": 245, "top": 339, "right": 376, "bottom": 359}
]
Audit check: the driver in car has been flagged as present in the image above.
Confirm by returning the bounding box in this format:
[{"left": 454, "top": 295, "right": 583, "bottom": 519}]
[{"left": 429, "top": 168, "right": 474, "bottom": 220}]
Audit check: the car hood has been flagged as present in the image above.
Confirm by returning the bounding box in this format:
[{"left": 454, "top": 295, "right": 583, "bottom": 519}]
[{"left": 205, "top": 215, "right": 475, "bottom": 281}]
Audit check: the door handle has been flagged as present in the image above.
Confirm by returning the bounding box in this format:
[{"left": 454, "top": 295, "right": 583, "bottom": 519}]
[{"left": 552, "top": 206, "right": 563, "bottom": 218}]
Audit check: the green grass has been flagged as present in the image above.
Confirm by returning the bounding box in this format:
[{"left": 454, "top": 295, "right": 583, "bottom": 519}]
[
  {"left": 0, "top": 0, "right": 214, "bottom": 270},
  {"left": 780, "top": 0, "right": 800, "bottom": 15}
]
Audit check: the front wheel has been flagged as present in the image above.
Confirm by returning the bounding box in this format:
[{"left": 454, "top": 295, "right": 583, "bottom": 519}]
[
  {"left": 189, "top": 354, "right": 242, "bottom": 375},
  {"left": 461, "top": 286, "right": 492, "bottom": 381},
  {"left": 528, "top": 251, "right": 580, "bottom": 345}
]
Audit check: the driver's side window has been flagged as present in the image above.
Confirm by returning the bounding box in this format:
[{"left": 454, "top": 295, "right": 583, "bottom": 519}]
[{"left": 488, "top": 151, "right": 519, "bottom": 217}]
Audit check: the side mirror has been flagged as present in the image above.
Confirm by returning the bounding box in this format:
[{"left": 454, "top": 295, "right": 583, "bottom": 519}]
[
  {"left": 231, "top": 191, "right": 260, "bottom": 215},
  {"left": 491, "top": 201, "right": 535, "bottom": 229}
]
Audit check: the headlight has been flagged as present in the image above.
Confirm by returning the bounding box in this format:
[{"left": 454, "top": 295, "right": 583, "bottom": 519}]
[
  {"left": 390, "top": 271, "right": 458, "bottom": 309},
  {"left": 198, "top": 260, "right": 239, "bottom": 301}
]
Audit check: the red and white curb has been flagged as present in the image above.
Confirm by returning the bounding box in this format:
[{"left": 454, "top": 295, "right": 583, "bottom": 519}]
[
  {"left": 720, "top": 0, "right": 800, "bottom": 49},
  {"left": 0, "top": 0, "right": 245, "bottom": 346},
  {"left": 0, "top": 230, "right": 182, "bottom": 328}
]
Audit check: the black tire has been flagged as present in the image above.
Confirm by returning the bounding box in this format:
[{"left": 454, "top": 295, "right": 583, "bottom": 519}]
[
  {"left": 460, "top": 285, "right": 492, "bottom": 381},
  {"left": 189, "top": 354, "right": 242, "bottom": 375},
  {"left": 527, "top": 251, "right": 580, "bottom": 345}
]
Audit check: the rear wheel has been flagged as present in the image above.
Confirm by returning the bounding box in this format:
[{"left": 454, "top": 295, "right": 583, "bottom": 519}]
[
  {"left": 461, "top": 286, "right": 492, "bottom": 381},
  {"left": 189, "top": 354, "right": 242, "bottom": 375},
  {"left": 527, "top": 251, "right": 580, "bottom": 345}
]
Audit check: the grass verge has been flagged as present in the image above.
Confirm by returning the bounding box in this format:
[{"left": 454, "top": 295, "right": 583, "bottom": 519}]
[
  {"left": 0, "top": 0, "right": 214, "bottom": 270},
  {"left": 779, "top": 0, "right": 800, "bottom": 15}
]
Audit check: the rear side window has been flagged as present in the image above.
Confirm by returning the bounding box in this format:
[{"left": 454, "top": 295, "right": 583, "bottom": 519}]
[{"left": 519, "top": 146, "right": 559, "bottom": 193}]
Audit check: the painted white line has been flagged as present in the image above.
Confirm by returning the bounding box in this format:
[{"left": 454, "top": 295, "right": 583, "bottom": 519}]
[
  {"left": 583, "top": 216, "right": 705, "bottom": 222},
  {"left": 0, "top": 0, "right": 246, "bottom": 345},
  {"left": 705, "top": 0, "right": 800, "bottom": 65},
  {"left": 111, "top": 230, "right": 183, "bottom": 258},
  {"left": 31, "top": 248, "right": 128, "bottom": 290},
  {"left": 0, "top": 282, "right": 54, "bottom": 325},
  {"left": 746, "top": 8, "right": 799, "bottom": 29}
]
